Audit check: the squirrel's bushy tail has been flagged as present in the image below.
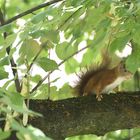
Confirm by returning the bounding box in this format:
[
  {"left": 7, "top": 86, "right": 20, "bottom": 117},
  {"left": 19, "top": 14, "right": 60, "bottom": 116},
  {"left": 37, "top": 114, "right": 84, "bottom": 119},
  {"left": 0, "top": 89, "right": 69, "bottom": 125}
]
[{"left": 73, "top": 48, "right": 112, "bottom": 96}]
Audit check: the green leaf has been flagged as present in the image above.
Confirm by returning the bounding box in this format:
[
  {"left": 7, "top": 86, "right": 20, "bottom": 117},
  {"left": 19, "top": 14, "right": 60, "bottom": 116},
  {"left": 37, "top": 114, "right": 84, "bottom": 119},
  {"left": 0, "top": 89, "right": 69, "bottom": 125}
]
[
  {"left": 133, "top": 23, "right": 140, "bottom": 45},
  {"left": 31, "top": 85, "right": 58, "bottom": 100},
  {"left": 82, "top": 48, "right": 99, "bottom": 66},
  {"left": 0, "top": 92, "right": 26, "bottom": 113},
  {"left": 126, "top": 44, "right": 140, "bottom": 73},
  {"left": 3, "top": 79, "right": 13, "bottom": 89},
  {"left": 55, "top": 42, "right": 78, "bottom": 60},
  {"left": 58, "top": 83, "right": 73, "bottom": 99},
  {"left": 31, "top": 11, "right": 46, "bottom": 24},
  {"left": 31, "top": 75, "right": 42, "bottom": 83},
  {"left": 10, "top": 92, "right": 24, "bottom": 107},
  {"left": 0, "top": 68, "right": 8, "bottom": 80},
  {"left": 7, "top": 83, "right": 16, "bottom": 92},
  {"left": 0, "top": 24, "right": 12, "bottom": 33},
  {"left": 85, "top": 26, "right": 109, "bottom": 59},
  {"left": 1, "top": 91, "right": 40, "bottom": 116},
  {"left": 45, "top": 30, "right": 59, "bottom": 43},
  {"left": 31, "top": 29, "right": 59, "bottom": 44},
  {"left": 30, "top": 30, "right": 47, "bottom": 38},
  {"left": 3, "top": 34, "right": 17, "bottom": 48},
  {"left": 109, "top": 34, "right": 131, "bottom": 52},
  {"left": 10, "top": 119, "right": 25, "bottom": 132},
  {"left": 19, "top": 39, "right": 40, "bottom": 63},
  {"left": 0, "top": 129, "right": 11, "bottom": 140},
  {"left": 69, "top": 0, "right": 84, "bottom": 6},
  {"left": 65, "top": 58, "right": 79, "bottom": 74},
  {"left": 0, "top": 48, "right": 6, "bottom": 58},
  {"left": 11, "top": 120, "right": 51, "bottom": 140},
  {"left": 0, "top": 36, "right": 4, "bottom": 47},
  {"left": 86, "top": 7, "right": 104, "bottom": 28},
  {"left": 36, "top": 57, "right": 58, "bottom": 72},
  {"left": 0, "top": 57, "right": 9, "bottom": 66}
]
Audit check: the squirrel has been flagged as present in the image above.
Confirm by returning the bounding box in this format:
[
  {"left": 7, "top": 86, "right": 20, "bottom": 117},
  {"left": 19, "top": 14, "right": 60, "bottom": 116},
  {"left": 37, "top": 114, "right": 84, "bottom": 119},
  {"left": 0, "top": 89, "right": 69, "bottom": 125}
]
[{"left": 74, "top": 49, "right": 132, "bottom": 101}]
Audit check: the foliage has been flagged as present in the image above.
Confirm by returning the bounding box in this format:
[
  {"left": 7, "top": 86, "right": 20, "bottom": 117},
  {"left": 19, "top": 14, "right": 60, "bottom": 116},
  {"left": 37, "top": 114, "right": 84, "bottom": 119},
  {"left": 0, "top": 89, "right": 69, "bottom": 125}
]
[{"left": 0, "top": 0, "right": 140, "bottom": 139}]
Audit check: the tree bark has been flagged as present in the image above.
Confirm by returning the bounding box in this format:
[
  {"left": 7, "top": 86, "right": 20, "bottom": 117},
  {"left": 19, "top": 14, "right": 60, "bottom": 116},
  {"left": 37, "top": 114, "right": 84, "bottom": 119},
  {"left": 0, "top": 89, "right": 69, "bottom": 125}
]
[{"left": 28, "top": 92, "right": 140, "bottom": 140}]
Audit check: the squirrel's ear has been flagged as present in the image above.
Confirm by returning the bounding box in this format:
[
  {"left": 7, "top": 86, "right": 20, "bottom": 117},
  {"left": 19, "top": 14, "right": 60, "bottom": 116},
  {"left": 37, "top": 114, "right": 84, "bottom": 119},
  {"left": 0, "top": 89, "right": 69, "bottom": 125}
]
[{"left": 118, "top": 61, "right": 127, "bottom": 72}]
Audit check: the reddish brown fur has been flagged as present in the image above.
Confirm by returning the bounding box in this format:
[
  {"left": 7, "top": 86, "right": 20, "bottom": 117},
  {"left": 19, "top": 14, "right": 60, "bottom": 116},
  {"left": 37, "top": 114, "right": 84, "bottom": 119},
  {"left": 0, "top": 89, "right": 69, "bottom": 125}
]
[
  {"left": 83, "top": 66, "right": 119, "bottom": 95},
  {"left": 74, "top": 50, "right": 111, "bottom": 96},
  {"left": 75, "top": 64, "right": 109, "bottom": 96},
  {"left": 74, "top": 51, "right": 132, "bottom": 100}
]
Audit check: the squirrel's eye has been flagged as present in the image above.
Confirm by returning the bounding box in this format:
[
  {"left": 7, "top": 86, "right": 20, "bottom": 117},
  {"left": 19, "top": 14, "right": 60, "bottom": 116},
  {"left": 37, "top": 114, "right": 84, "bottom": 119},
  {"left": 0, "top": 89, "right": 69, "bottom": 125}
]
[{"left": 124, "top": 69, "right": 127, "bottom": 72}]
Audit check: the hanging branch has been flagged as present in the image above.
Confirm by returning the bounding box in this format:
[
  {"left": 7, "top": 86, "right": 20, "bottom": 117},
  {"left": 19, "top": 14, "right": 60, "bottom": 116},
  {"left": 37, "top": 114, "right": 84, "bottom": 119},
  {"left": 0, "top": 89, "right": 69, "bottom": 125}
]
[{"left": 0, "top": 0, "right": 64, "bottom": 27}]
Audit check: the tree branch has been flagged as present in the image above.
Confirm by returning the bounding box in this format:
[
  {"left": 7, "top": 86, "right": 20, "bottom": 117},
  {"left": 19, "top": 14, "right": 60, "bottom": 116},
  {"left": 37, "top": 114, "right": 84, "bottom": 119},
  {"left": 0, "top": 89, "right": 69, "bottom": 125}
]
[
  {"left": 58, "top": 7, "right": 82, "bottom": 31},
  {"left": 26, "top": 43, "right": 44, "bottom": 74},
  {"left": 0, "top": 0, "right": 64, "bottom": 27},
  {"left": 28, "top": 92, "right": 140, "bottom": 140},
  {"left": 0, "top": 9, "right": 21, "bottom": 92}
]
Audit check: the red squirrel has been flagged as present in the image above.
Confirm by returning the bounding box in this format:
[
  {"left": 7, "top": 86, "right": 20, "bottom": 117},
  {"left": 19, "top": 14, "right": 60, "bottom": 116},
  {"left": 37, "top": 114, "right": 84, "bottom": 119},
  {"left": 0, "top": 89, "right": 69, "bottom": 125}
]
[{"left": 74, "top": 50, "right": 132, "bottom": 101}]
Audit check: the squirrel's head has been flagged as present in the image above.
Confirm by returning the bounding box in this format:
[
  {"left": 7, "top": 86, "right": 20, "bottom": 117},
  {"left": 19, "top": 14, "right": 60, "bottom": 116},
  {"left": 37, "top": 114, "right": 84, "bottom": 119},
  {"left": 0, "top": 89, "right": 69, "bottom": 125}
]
[{"left": 117, "top": 61, "right": 132, "bottom": 79}]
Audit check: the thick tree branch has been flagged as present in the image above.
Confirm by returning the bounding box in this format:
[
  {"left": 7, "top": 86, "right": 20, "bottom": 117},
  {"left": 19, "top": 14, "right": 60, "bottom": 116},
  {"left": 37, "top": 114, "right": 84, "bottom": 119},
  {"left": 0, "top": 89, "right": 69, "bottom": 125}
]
[
  {"left": 0, "top": 0, "right": 64, "bottom": 27},
  {"left": 27, "top": 92, "right": 140, "bottom": 140}
]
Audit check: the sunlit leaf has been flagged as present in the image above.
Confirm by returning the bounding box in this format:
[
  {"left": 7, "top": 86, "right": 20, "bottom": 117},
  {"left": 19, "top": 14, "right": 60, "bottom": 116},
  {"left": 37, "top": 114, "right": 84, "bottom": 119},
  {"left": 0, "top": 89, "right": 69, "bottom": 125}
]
[
  {"left": 126, "top": 44, "right": 140, "bottom": 73},
  {"left": 0, "top": 68, "right": 8, "bottom": 80},
  {"left": 4, "top": 34, "right": 17, "bottom": 48},
  {"left": 0, "top": 24, "right": 12, "bottom": 33},
  {"left": 0, "top": 129, "right": 11, "bottom": 140},
  {"left": 31, "top": 11, "right": 47, "bottom": 24},
  {"left": 109, "top": 34, "right": 131, "bottom": 52},
  {"left": 31, "top": 85, "right": 58, "bottom": 100},
  {"left": 45, "top": 30, "right": 59, "bottom": 43},
  {"left": 30, "top": 30, "right": 47, "bottom": 38},
  {"left": 4, "top": 92, "right": 24, "bottom": 112},
  {"left": 65, "top": 58, "right": 79, "bottom": 74},
  {"left": 11, "top": 120, "right": 51, "bottom": 140},
  {"left": 0, "top": 48, "right": 6, "bottom": 58},
  {"left": 31, "top": 75, "right": 42, "bottom": 83},
  {"left": 56, "top": 42, "right": 78, "bottom": 60},
  {"left": 133, "top": 23, "right": 140, "bottom": 45},
  {"left": 36, "top": 57, "right": 58, "bottom": 72},
  {"left": 19, "top": 39, "right": 40, "bottom": 63},
  {"left": 58, "top": 83, "right": 73, "bottom": 99},
  {"left": 0, "top": 57, "right": 9, "bottom": 66}
]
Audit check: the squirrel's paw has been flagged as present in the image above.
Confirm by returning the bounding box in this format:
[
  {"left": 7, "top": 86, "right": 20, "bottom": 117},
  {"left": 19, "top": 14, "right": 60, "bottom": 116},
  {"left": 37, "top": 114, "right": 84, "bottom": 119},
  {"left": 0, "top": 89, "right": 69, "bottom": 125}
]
[{"left": 96, "top": 94, "right": 103, "bottom": 101}]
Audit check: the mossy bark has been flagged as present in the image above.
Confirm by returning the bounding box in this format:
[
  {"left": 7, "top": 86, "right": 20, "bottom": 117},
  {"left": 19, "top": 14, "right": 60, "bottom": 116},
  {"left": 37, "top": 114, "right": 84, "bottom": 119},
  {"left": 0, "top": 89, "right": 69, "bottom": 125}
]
[{"left": 28, "top": 92, "right": 140, "bottom": 140}]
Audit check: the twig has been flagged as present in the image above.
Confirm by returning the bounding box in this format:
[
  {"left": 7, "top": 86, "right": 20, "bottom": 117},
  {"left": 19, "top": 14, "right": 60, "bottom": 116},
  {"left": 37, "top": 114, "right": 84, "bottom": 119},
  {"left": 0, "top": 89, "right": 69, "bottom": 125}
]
[
  {"left": 0, "top": 0, "right": 64, "bottom": 27},
  {"left": 0, "top": 9, "right": 21, "bottom": 92},
  {"left": 27, "top": 45, "right": 43, "bottom": 73},
  {"left": 57, "top": 7, "right": 82, "bottom": 31},
  {"left": 23, "top": 41, "right": 48, "bottom": 80},
  {"left": 48, "top": 49, "right": 51, "bottom": 99},
  {"left": 30, "top": 45, "right": 90, "bottom": 93}
]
